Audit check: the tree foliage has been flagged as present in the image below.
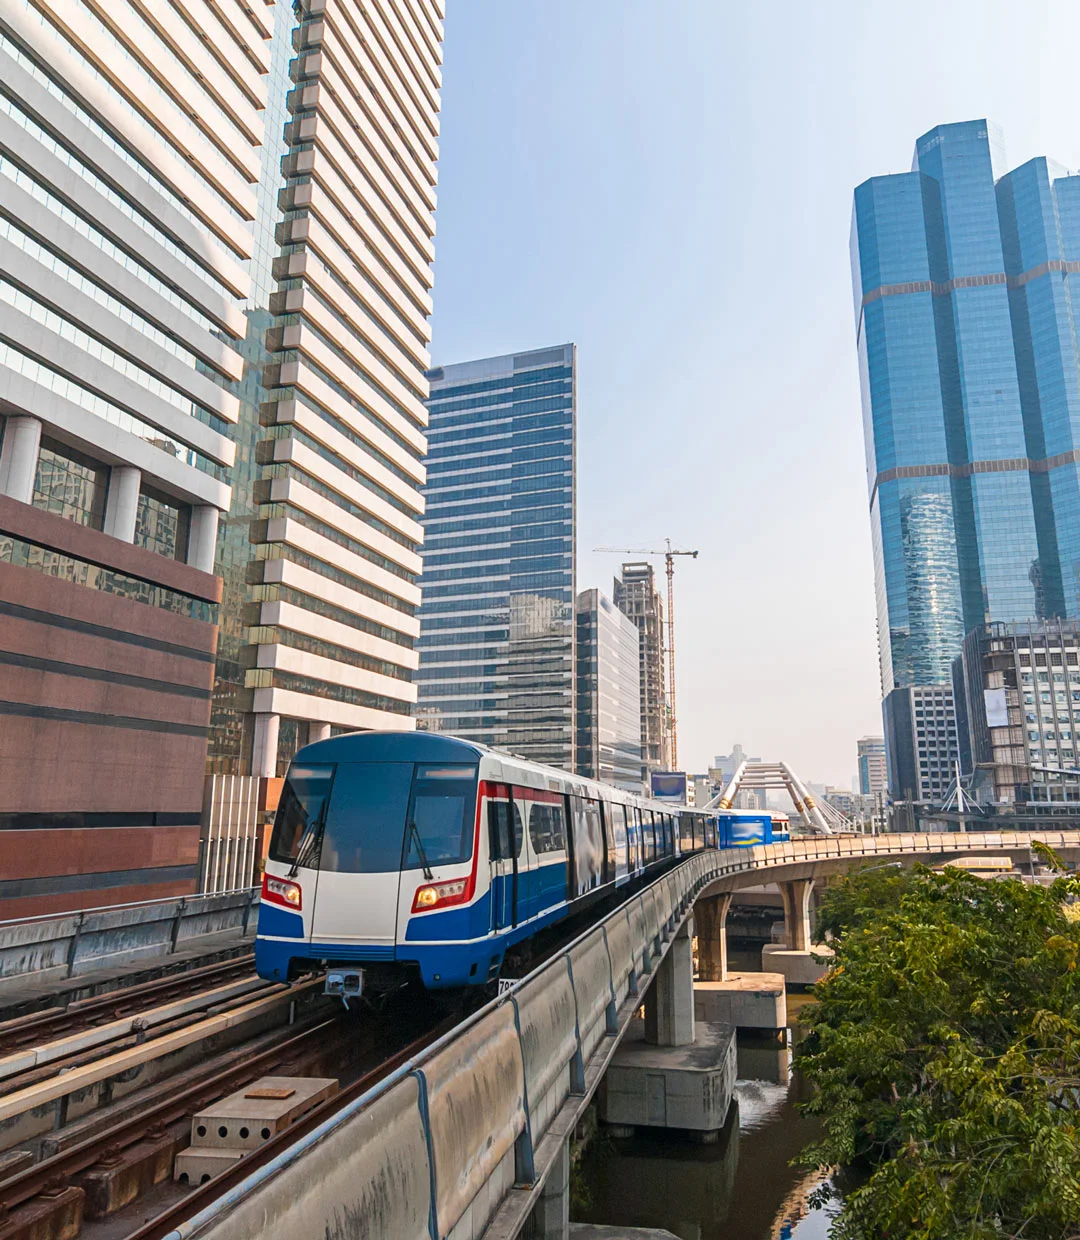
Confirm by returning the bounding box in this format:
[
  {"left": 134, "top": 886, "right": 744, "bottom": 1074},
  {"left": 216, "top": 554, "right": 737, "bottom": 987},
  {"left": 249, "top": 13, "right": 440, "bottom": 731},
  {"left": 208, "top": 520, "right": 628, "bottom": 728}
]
[{"left": 798, "top": 861, "right": 1080, "bottom": 1239}]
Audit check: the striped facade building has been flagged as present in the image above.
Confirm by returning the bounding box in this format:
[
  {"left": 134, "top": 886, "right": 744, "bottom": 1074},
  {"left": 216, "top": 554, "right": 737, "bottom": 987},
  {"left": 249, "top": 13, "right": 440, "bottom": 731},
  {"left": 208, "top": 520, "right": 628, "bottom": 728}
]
[
  {"left": 240, "top": 0, "right": 443, "bottom": 779},
  {"left": 0, "top": 0, "right": 271, "bottom": 915},
  {"left": 0, "top": 0, "right": 444, "bottom": 914}
]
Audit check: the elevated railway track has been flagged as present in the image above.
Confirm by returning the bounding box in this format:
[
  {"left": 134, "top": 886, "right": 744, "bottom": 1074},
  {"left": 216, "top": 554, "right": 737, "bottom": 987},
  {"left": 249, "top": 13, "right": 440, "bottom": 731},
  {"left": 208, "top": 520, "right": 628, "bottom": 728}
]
[{"left": 2, "top": 831, "right": 1079, "bottom": 1240}]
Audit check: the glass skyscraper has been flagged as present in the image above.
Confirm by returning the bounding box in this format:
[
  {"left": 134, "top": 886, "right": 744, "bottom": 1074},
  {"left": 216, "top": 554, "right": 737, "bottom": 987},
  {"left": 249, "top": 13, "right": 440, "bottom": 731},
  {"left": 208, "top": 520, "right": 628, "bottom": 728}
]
[
  {"left": 416, "top": 344, "right": 576, "bottom": 769},
  {"left": 852, "top": 120, "right": 1080, "bottom": 802}
]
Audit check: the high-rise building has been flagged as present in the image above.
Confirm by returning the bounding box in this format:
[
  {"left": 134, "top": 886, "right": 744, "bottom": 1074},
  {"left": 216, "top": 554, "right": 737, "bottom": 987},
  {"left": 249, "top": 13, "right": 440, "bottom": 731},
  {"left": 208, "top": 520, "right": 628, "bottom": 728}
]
[
  {"left": 210, "top": 0, "right": 444, "bottom": 780},
  {"left": 614, "top": 562, "right": 668, "bottom": 780},
  {"left": 857, "top": 736, "right": 887, "bottom": 796},
  {"left": 0, "top": 0, "right": 270, "bottom": 915},
  {"left": 415, "top": 345, "right": 576, "bottom": 769},
  {"left": 575, "top": 588, "right": 641, "bottom": 791},
  {"left": 953, "top": 619, "right": 1080, "bottom": 813},
  {"left": 851, "top": 120, "right": 1080, "bottom": 806}
]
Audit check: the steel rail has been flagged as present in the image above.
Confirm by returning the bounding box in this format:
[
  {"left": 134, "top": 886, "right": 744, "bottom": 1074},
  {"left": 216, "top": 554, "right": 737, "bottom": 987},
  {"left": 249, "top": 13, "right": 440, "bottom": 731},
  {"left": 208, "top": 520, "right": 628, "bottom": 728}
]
[
  {"left": 0, "top": 1012, "right": 340, "bottom": 1213},
  {"left": 0, "top": 955, "right": 256, "bottom": 1053},
  {"left": 127, "top": 1017, "right": 456, "bottom": 1240}
]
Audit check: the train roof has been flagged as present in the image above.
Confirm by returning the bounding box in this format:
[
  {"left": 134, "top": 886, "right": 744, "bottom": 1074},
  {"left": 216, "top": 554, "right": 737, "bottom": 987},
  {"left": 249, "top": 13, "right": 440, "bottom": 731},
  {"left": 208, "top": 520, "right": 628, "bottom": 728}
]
[{"left": 289, "top": 730, "right": 701, "bottom": 816}]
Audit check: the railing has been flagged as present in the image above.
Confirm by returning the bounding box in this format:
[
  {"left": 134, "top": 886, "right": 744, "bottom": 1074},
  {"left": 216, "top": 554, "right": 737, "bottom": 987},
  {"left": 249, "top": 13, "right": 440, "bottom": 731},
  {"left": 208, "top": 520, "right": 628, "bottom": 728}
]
[
  {"left": 199, "top": 774, "right": 264, "bottom": 894},
  {"left": 0, "top": 888, "right": 259, "bottom": 997},
  {"left": 170, "top": 830, "right": 1080, "bottom": 1240}
]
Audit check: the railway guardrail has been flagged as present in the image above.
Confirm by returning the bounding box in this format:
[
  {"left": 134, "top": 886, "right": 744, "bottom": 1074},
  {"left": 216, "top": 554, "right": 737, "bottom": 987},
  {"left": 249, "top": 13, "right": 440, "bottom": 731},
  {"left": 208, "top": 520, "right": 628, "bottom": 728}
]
[{"left": 0, "top": 888, "right": 259, "bottom": 998}]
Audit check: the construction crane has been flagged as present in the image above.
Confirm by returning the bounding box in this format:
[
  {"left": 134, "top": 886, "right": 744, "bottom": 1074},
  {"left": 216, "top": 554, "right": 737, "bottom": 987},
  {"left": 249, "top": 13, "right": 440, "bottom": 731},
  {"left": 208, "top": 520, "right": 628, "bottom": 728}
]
[{"left": 593, "top": 539, "right": 699, "bottom": 770}]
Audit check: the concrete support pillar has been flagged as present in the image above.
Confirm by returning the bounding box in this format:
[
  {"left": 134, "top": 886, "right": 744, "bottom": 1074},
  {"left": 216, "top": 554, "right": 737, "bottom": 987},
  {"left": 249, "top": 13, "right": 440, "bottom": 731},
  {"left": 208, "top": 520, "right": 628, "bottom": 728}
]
[
  {"left": 251, "top": 713, "right": 280, "bottom": 779},
  {"left": 308, "top": 722, "right": 331, "bottom": 744},
  {"left": 187, "top": 504, "right": 219, "bottom": 574},
  {"left": 103, "top": 465, "right": 140, "bottom": 542},
  {"left": 0, "top": 415, "right": 42, "bottom": 505},
  {"left": 645, "top": 915, "right": 695, "bottom": 1047},
  {"left": 695, "top": 893, "right": 733, "bottom": 982},
  {"left": 529, "top": 1136, "right": 569, "bottom": 1240},
  {"left": 779, "top": 879, "right": 814, "bottom": 951}
]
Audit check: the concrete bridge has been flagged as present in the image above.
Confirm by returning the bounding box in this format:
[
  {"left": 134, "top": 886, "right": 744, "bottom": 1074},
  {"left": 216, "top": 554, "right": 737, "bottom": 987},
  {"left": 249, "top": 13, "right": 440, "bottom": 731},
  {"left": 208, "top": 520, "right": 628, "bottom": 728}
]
[{"left": 162, "top": 829, "right": 1080, "bottom": 1240}]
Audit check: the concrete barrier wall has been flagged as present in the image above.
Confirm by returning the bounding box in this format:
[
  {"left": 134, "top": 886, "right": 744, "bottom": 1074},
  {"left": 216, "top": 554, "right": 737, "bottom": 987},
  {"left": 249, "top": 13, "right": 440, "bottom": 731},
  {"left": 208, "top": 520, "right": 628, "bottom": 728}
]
[
  {"left": 424, "top": 1004, "right": 525, "bottom": 1239},
  {"left": 515, "top": 965, "right": 578, "bottom": 1142},
  {"left": 0, "top": 889, "right": 258, "bottom": 997}
]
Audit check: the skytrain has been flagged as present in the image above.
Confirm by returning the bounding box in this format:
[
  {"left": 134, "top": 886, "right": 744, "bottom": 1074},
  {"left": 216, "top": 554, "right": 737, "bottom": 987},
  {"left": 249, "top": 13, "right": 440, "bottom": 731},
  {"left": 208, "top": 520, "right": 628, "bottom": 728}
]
[{"left": 255, "top": 731, "right": 787, "bottom": 994}]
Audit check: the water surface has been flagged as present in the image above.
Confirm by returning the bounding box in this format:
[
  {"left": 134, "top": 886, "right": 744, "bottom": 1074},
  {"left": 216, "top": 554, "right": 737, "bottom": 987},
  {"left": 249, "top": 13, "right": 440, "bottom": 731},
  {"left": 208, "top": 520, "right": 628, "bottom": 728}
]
[{"left": 574, "top": 1037, "right": 843, "bottom": 1240}]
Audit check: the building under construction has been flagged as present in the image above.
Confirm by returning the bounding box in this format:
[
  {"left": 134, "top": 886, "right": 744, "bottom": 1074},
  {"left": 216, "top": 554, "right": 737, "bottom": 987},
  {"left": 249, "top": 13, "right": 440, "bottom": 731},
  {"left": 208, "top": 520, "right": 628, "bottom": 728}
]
[{"left": 614, "top": 562, "right": 669, "bottom": 781}]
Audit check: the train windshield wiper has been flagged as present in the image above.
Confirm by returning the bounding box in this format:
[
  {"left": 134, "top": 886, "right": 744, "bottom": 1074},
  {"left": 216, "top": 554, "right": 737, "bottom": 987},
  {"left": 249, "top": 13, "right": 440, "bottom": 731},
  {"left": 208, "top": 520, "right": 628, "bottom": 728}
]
[
  {"left": 407, "top": 820, "right": 434, "bottom": 880},
  {"left": 289, "top": 810, "right": 326, "bottom": 877}
]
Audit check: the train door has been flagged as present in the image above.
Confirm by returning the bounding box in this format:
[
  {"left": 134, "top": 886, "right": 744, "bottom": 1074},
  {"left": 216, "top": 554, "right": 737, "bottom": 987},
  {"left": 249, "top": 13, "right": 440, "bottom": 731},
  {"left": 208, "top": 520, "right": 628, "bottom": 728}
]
[
  {"left": 515, "top": 789, "right": 539, "bottom": 922},
  {"left": 306, "top": 762, "right": 412, "bottom": 947},
  {"left": 624, "top": 804, "right": 639, "bottom": 874},
  {"left": 609, "top": 803, "right": 629, "bottom": 881},
  {"left": 488, "top": 787, "right": 522, "bottom": 930}
]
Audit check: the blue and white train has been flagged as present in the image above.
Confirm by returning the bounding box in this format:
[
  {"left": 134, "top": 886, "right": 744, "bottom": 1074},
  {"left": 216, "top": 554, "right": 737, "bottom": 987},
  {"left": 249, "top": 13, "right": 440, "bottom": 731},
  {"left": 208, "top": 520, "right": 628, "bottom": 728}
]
[{"left": 255, "top": 731, "right": 787, "bottom": 993}]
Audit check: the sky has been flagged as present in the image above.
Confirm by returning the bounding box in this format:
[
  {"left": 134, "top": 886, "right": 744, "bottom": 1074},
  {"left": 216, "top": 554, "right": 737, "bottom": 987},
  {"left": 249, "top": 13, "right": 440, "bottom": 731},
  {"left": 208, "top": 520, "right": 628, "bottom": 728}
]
[{"left": 427, "top": 0, "right": 1080, "bottom": 788}]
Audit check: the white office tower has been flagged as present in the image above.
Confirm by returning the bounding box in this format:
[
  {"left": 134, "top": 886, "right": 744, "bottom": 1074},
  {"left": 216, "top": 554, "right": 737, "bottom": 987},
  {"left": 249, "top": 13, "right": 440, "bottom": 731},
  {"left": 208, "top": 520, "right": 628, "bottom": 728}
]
[
  {"left": 0, "top": 0, "right": 269, "bottom": 566},
  {"left": 248, "top": 0, "right": 443, "bottom": 774}
]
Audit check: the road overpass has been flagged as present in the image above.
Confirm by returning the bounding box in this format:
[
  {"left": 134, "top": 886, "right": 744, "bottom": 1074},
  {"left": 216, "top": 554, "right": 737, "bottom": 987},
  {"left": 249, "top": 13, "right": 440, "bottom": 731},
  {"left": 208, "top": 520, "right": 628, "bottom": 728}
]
[{"left": 137, "top": 830, "right": 1078, "bottom": 1240}]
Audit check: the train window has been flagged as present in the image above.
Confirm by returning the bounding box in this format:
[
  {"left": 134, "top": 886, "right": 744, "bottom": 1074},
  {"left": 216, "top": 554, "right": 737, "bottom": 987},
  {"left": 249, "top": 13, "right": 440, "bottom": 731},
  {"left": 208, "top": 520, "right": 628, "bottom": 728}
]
[
  {"left": 489, "top": 796, "right": 523, "bottom": 860},
  {"left": 317, "top": 762, "right": 416, "bottom": 873},
  {"left": 570, "top": 797, "right": 604, "bottom": 894},
  {"left": 642, "top": 810, "right": 655, "bottom": 862},
  {"left": 491, "top": 793, "right": 523, "bottom": 863},
  {"left": 269, "top": 763, "right": 334, "bottom": 866},
  {"left": 527, "top": 798, "right": 566, "bottom": 854},
  {"left": 404, "top": 764, "right": 479, "bottom": 869}
]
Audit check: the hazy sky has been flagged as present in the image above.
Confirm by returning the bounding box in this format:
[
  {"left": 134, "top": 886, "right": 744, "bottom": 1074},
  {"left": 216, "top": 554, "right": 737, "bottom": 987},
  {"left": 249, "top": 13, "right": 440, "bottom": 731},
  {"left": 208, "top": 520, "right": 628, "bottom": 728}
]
[{"left": 428, "top": 0, "right": 1080, "bottom": 786}]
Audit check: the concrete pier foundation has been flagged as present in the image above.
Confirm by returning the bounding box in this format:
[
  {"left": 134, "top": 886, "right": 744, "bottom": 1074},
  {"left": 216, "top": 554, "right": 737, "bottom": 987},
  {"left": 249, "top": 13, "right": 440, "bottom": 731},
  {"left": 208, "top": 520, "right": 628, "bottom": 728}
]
[
  {"left": 570, "top": 1227, "right": 680, "bottom": 1239},
  {"left": 529, "top": 1136, "right": 570, "bottom": 1240},
  {"left": 644, "top": 916, "right": 694, "bottom": 1048},
  {"left": 694, "top": 973, "right": 786, "bottom": 1031},
  {"left": 599, "top": 1020, "right": 736, "bottom": 1137},
  {"left": 761, "top": 943, "right": 834, "bottom": 986}
]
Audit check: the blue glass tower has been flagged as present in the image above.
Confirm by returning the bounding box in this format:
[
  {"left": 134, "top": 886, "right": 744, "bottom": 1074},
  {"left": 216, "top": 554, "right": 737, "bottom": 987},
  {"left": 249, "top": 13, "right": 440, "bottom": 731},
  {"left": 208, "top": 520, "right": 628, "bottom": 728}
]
[
  {"left": 415, "top": 345, "right": 576, "bottom": 769},
  {"left": 852, "top": 121, "right": 1080, "bottom": 801}
]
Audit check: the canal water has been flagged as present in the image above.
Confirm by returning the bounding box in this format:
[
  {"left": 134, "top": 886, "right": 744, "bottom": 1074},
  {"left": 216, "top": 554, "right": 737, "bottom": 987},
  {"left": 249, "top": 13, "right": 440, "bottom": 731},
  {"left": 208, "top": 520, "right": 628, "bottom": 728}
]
[{"left": 573, "top": 991, "right": 844, "bottom": 1239}]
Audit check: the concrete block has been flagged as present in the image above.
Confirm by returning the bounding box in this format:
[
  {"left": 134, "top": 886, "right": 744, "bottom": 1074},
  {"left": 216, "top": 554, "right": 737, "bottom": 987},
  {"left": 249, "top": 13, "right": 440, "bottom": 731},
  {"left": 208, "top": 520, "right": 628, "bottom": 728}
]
[
  {"left": 761, "top": 944, "right": 835, "bottom": 987},
  {"left": 171, "top": 1074, "right": 433, "bottom": 1238},
  {"left": 174, "top": 1146, "right": 245, "bottom": 1185},
  {"left": 694, "top": 973, "right": 787, "bottom": 1031},
  {"left": 191, "top": 1076, "right": 338, "bottom": 1149},
  {"left": 80, "top": 1125, "right": 184, "bottom": 1217},
  {"left": 0, "top": 1185, "right": 84, "bottom": 1239},
  {"left": 600, "top": 1020, "right": 736, "bottom": 1135}
]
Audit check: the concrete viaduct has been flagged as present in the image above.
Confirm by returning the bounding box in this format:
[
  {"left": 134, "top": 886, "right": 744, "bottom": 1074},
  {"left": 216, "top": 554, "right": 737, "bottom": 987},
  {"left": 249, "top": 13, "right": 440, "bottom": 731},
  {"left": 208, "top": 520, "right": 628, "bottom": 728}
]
[{"left": 169, "top": 830, "right": 1080, "bottom": 1240}]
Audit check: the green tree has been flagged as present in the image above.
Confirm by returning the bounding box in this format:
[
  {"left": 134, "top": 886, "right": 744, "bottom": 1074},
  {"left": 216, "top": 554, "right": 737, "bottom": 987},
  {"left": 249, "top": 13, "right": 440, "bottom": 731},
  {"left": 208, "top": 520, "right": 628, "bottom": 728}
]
[{"left": 798, "top": 861, "right": 1080, "bottom": 1239}]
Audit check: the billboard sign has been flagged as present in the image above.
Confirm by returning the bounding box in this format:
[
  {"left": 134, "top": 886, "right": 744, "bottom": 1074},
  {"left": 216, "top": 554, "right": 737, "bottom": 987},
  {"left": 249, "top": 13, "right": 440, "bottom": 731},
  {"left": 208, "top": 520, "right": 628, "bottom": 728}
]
[
  {"left": 650, "top": 771, "right": 688, "bottom": 803},
  {"left": 984, "top": 687, "right": 1008, "bottom": 728}
]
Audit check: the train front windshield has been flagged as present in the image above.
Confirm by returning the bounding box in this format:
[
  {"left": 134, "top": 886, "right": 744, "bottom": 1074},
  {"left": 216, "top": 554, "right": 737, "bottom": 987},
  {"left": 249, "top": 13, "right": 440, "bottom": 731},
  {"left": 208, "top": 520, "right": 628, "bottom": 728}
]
[{"left": 269, "top": 761, "right": 479, "bottom": 873}]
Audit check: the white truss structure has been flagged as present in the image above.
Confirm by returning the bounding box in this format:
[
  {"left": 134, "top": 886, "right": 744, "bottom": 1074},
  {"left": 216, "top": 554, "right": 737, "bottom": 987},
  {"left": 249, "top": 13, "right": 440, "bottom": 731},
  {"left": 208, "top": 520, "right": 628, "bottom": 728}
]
[{"left": 701, "top": 761, "right": 851, "bottom": 835}]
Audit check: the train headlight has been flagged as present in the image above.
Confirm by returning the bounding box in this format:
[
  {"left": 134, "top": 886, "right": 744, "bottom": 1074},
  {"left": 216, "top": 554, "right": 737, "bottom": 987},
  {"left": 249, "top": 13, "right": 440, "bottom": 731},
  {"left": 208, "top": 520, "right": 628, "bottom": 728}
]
[
  {"left": 412, "top": 878, "right": 468, "bottom": 912},
  {"left": 262, "top": 874, "right": 302, "bottom": 910}
]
